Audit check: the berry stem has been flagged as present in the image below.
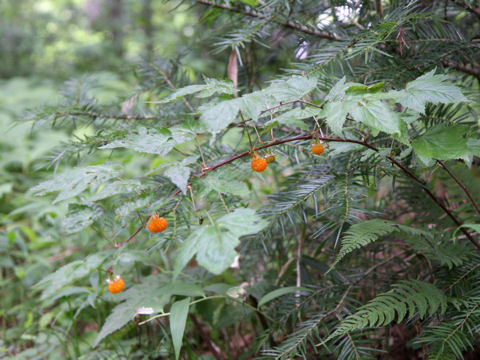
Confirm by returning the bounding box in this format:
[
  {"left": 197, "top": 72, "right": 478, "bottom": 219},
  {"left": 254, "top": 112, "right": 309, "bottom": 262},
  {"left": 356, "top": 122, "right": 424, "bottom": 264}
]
[{"left": 239, "top": 111, "right": 254, "bottom": 151}]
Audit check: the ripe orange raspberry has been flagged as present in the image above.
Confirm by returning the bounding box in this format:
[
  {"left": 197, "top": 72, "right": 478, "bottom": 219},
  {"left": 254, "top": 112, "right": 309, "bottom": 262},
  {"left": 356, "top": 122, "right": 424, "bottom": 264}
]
[
  {"left": 147, "top": 214, "right": 168, "bottom": 233},
  {"left": 107, "top": 275, "right": 125, "bottom": 294},
  {"left": 312, "top": 143, "right": 324, "bottom": 155},
  {"left": 251, "top": 157, "right": 268, "bottom": 172}
]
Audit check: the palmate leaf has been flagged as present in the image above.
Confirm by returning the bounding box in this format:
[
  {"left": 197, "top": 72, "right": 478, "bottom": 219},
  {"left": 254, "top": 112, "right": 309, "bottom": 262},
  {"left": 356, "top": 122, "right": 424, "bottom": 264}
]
[
  {"left": 325, "top": 280, "right": 447, "bottom": 342},
  {"left": 173, "top": 208, "right": 268, "bottom": 276},
  {"left": 330, "top": 219, "right": 431, "bottom": 270}
]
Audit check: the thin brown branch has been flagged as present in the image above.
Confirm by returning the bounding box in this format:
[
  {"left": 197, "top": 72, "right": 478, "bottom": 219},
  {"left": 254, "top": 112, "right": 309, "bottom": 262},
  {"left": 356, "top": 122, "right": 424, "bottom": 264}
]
[
  {"left": 58, "top": 110, "right": 159, "bottom": 121},
  {"left": 441, "top": 59, "right": 480, "bottom": 82},
  {"left": 437, "top": 160, "right": 480, "bottom": 214},
  {"left": 115, "top": 217, "right": 150, "bottom": 248},
  {"left": 190, "top": 314, "right": 225, "bottom": 360},
  {"left": 150, "top": 63, "right": 197, "bottom": 113},
  {"left": 194, "top": 0, "right": 342, "bottom": 41}
]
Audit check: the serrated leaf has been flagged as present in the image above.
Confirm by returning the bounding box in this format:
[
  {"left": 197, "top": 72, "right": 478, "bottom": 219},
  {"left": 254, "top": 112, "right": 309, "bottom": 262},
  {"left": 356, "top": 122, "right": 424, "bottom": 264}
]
[
  {"left": 165, "top": 165, "right": 191, "bottom": 195},
  {"left": 203, "top": 175, "right": 249, "bottom": 196},
  {"left": 115, "top": 195, "right": 152, "bottom": 220},
  {"left": 63, "top": 204, "right": 103, "bottom": 234},
  {"left": 269, "top": 107, "right": 323, "bottom": 129},
  {"left": 170, "top": 298, "right": 190, "bottom": 360},
  {"left": 174, "top": 208, "right": 268, "bottom": 276},
  {"left": 412, "top": 124, "right": 469, "bottom": 160},
  {"left": 324, "top": 100, "right": 354, "bottom": 136},
  {"left": 351, "top": 100, "right": 402, "bottom": 135},
  {"left": 258, "top": 286, "right": 312, "bottom": 307},
  {"left": 88, "top": 179, "right": 146, "bottom": 202},
  {"left": 399, "top": 70, "right": 469, "bottom": 113},
  {"left": 199, "top": 76, "right": 317, "bottom": 133},
  {"left": 325, "top": 77, "right": 347, "bottom": 101},
  {"left": 35, "top": 252, "right": 111, "bottom": 300},
  {"left": 156, "top": 78, "right": 237, "bottom": 103},
  {"left": 98, "top": 127, "right": 178, "bottom": 155},
  {"left": 199, "top": 99, "right": 241, "bottom": 134},
  {"left": 31, "top": 165, "right": 120, "bottom": 204}
]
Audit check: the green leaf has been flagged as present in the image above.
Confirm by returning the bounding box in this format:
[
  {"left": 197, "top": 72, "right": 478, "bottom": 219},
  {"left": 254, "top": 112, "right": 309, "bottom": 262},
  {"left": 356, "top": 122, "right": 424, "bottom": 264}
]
[
  {"left": 199, "top": 99, "right": 241, "bottom": 134},
  {"left": 160, "top": 282, "right": 204, "bottom": 297},
  {"left": 269, "top": 107, "right": 322, "bottom": 129},
  {"left": 165, "top": 165, "right": 191, "bottom": 195},
  {"left": 35, "top": 252, "right": 111, "bottom": 300},
  {"left": 115, "top": 195, "right": 152, "bottom": 221},
  {"left": 199, "top": 76, "right": 317, "bottom": 133},
  {"left": 98, "top": 127, "right": 187, "bottom": 155},
  {"left": 258, "top": 286, "right": 312, "bottom": 307},
  {"left": 94, "top": 276, "right": 171, "bottom": 346},
  {"left": 399, "top": 70, "right": 469, "bottom": 113},
  {"left": 325, "top": 77, "right": 347, "bottom": 101},
  {"left": 31, "top": 165, "right": 120, "bottom": 204},
  {"left": 156, "top": 78, "right": 237, "bottom": 103},
  {"left": 324, "top": 100, "right": 355, "bottom": 136},
  {"left": 412, "top": 124, "right": 469, "bottom": 160},
  {"left": 63, "top": 204, "right": 103, "bottom": 234},
  {"left": 351, "top": 100, "right": 402, "bottom": 135},
  {"left": 203, "top": 174, "right": 249, "bottom": 196},
  {"left": 170, "top": 298, "right": 190, "bottom": 360},
  {"left": 174, "top": 208, "right": 268, "bottom": 276},
  {"left": 88, "top": 179, "right": 146, "bottom": 201}
]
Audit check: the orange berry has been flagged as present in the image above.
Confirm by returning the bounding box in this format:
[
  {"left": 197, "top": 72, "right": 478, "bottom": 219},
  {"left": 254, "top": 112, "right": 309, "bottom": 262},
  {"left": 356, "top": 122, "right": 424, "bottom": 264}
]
[
  {"left": 265, "top": 154, "right": 276, "bottom": 163},
  {"left": 108, "top": 276, "right": 125, "bottom": 294},
  {"left": 147, "top": 214, "right": 168, "bottom": 233},
  {"left": 312, "top": 143, "right": 324, "bottom": 155},
  {"left": 251, "top": 158, "right": 268, "bottom": 172}
]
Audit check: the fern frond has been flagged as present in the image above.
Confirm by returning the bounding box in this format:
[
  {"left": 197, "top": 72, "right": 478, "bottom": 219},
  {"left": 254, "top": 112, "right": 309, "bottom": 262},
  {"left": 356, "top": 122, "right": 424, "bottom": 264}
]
[
  {"left": 330, "top": 219, "right": 431, "bottom": 269},
  {"left": 324, "top": 280, "right": 447, "bottom": 343}
]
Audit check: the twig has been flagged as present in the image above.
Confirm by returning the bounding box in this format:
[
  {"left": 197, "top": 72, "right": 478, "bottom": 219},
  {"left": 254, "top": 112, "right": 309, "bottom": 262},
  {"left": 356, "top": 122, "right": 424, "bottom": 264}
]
[
  {"left": 190, "top": 314, "right": 225, "bottom": 360},
  {"left": 58, "top": 111, "right": 159, "bottom": 121},
  {"left": 437, "top": 160, "right": 480, "bottom": 215},
  {"left": 150, "top": 63, "right": 196, "bottom": 113},
  {"left": 194, "top": 0, "right": 342, "bottom": 40},
  {"left": 115, "top": 217, "right": 150, "bottom": 248}
]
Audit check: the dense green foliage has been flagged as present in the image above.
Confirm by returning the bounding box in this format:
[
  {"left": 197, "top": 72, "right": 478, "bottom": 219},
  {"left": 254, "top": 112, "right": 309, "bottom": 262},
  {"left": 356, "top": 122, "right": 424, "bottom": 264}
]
[{"left": 2, "top": 0, "right": 480, "bottom": 359}]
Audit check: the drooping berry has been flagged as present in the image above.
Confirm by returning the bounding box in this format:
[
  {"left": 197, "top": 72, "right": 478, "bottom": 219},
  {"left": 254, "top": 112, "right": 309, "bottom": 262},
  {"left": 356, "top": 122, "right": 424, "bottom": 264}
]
[
  {"left": 147, "top": 214, "right": 168, "bottom": 233},
  {"left": 107, "top": 275, "right": 125, "bottom": 294},
  {"left": 312, "top": 143, "right": 324, "bottom": 155},
  {"left": 251, "top": 157, "right": 268, "bottom": 172},
  {"left": 265, "top": 154, "right": 276, "bottom": 163}
]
